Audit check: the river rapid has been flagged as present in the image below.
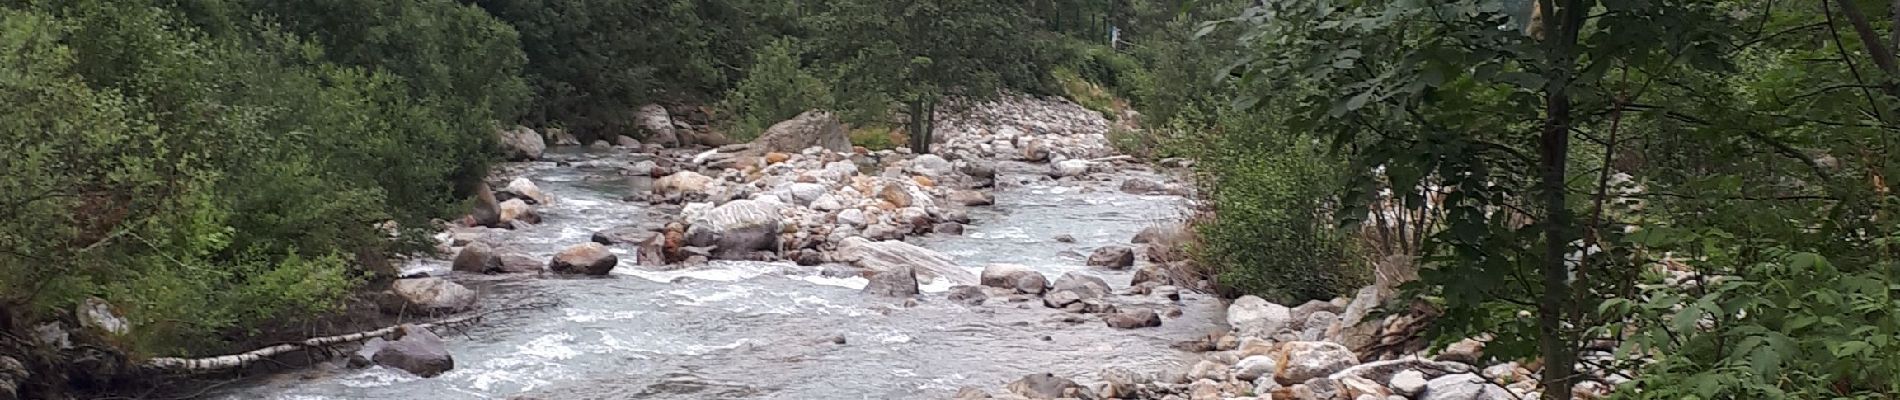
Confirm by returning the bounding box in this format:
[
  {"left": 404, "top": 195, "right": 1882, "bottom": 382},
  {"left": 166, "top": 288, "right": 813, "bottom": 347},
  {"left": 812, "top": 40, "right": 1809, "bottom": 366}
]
[{"left": 219, "top": 148, "right": 1218, "bottom": 400}]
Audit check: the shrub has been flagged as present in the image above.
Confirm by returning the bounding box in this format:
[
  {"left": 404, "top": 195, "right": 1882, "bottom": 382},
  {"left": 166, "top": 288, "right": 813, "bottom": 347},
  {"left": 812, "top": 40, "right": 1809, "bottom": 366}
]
[{"left": 719, "top": 38, "right": 832, "bottom": 140}]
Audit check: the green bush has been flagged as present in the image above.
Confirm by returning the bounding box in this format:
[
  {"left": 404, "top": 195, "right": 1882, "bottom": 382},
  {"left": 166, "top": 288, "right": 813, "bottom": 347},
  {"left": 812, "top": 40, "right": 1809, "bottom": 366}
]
[
  {"left": 1189, "top": 108, "right": 1367, "bottom": 304},
  {"left": 719, "top": 38, "right": 832, "bottom": 140}
]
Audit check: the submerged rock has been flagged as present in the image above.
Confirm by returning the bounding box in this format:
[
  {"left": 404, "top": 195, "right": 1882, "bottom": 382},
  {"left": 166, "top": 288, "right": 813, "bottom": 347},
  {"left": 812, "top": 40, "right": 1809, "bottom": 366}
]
[
  {"left": 1086, "top": 245, "right": 1135, "bottom": 269},
  {"left": 980, "top": 264, "right": 1049, "bottom": 295},
  {"left": 862, "top": 265, "right": 920, "bottom": 298},
  {"left": 451, "top": 242, "right": 502, "bottom": 273},
  {"left": 835, "top": 237, "right": 976, "bottom": 285},
  {"left": 371, "top": 325, "right": 454, "bottom": 377},
  {"left": 1005, "top": 373, "right": 1095, "bottom": 399},
  {"left": 1104, "top": 309, "right": 1162, "bottom": 329}
]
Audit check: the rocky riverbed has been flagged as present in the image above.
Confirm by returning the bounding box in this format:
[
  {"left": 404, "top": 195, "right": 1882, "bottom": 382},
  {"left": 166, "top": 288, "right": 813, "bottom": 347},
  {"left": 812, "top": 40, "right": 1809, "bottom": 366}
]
[{"left": 214, "top": 96, "right": 1592, "bottom": 400}]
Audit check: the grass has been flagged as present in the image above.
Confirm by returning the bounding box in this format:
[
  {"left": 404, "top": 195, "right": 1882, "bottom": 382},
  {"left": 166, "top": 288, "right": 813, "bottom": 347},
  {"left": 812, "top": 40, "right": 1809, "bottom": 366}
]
[{"left": 849, "top": 124, "right": 902, "bottom": 151}]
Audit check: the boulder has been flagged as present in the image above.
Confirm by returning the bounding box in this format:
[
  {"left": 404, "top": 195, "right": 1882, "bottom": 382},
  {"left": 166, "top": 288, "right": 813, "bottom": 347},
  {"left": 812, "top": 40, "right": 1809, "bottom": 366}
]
[
  {"left": 750, "top": 111, "right": 850, "bottom": 154},
  {"left": 836, "top": 209, "right": 868, "bottom": 228},
  {"left": 1051, "top": 272, "right": 1111, "bottom": 299},
  {"left": 654, "top": 171, "right": 715, "bottom": 197},
  {"left": 1186, "top": 360, "right": 1229, "bottom": 382},
  {"left": 372, "top": 325, "right": 454, "bottom": 377},
  {"left": 496, "top": 126, "right": 546, "bottom": 161},
  {"left": 1022, "top": 140, "right": 1050, "bottom": 162},
  {"left": 550, "top": 128, "right": 580, "bottom": 146},
  {"left": 1389, "top": 370, "right": 1429, "bottom": 396},
  {"left": 637, "top": 104, "right": 679, "bottom": 147},
  {"left": 1330, "top": 285, "right": 1386, "bottom": 351},
  {"left": 1005, "top": 373, "right": 1095, "bottom": 399},
  {"left": 1435, "top": 338, "right": 1486, "bottom": 365},
  {"left": 1228, "top": 296, "right": 1294, "bottom": 338},
  {"left": 1301, "top": 310, "right": 1340, "bottom": 341},
  {"left": 1041, "top": 290, "right": 1083, "bottom": 309},
  {"left": 548, "top": 243, "right": 618, "bottom": 275},
  {"left": 1420, "top": 373, "right": 1514, "bottom": 400},
  {"left": 1050, "top": 159, "right": 1090, "bottom": 178},
  {"left": 980, "top": 264, "right": 1049, "bottom": 295},
  {"left": 949, "top": 190, "right": 994, "bottom": 206},
  {"left": 1278, "top": 341, "right": 1360, "bottom": 384},
  {"left": 1231, "top": 355, "right": 1279, "bottom": 381},
  {"left": 503, "top": 177, "right": 550, "bottom": 205},
  {"left": 862, "top": 265, "right": 920, "bottom": 298},
  {"left": 1086, "top": 245, "right": 1135, "bottom": 269},
  {"left": 934, "top": 222, "right": 964, "bottom": 235},
  {"left": 498, "top": 199, "right": 539, "bottom": 225},
  {"left": 390, "top": 278, "right": 476, "bottom": 313},
  {"left": 497, "top": 253, "right": 543, "bottom": 273},
  {"left": 469, "top": 182, "right": 502, "bottom": 227},
  {"left": 906, "top": 154, "right": 953, "bottom": 177},
  {"left": 1104, "top": 309, "right": 1162, "bottom": 329},
  {"left": 877, "top": 184, "right": 913, "bottom": 208},
  {"left": 835, "top": 237, "right": 976, "bottom": 285},
  {"left": 782, "top": 183, "right": 828, "bottom": 206},
  {"left": 1131, "top": 224, "right": 1185, "bottom": 244},
  {"left": 451, "top": 242, "right": 503, "bottom": 273},
  {"left": 684, "top": 199, "right": 783, "bottom": 259},
  {"left": 953, "top": 387, "right": 991, "bottom": 399},
  {"left": 1098, "top": 367, "right": 1145, "bottom": 399},
  {"left": 1119, "top": 177, "right": 1170, "bottom": 195},
  {"left": 615, "top": 135, "right": 640, "bottom": 148}
]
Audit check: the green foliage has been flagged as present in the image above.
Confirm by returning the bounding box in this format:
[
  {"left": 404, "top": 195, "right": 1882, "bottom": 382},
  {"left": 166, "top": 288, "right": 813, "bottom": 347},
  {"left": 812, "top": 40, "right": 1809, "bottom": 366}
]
[
  {"left": 1187, "top": 107, "right": 1365, "bottom": 303},
  {"left": 719, "top": 38, "right": 832, "bottom": 140},
  {"left": 848, "top": 125, "right": 903, "bottom": 151},
  {"left": 1052, "top": 67, "right": 1121, "bottom": 120}
]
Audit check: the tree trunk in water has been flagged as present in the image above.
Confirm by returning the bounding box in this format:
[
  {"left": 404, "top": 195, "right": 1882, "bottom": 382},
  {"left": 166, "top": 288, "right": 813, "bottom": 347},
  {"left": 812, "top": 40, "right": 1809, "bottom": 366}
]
[{"left": 1537, "top": 0, "right": 1583, "bottom": 398}]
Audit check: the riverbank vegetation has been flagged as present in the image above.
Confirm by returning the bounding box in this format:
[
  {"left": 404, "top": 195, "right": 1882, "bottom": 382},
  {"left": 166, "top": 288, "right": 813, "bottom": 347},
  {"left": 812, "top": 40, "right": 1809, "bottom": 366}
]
[{"left": 7, "top": 0, "right": 1899, "bottom": 398}]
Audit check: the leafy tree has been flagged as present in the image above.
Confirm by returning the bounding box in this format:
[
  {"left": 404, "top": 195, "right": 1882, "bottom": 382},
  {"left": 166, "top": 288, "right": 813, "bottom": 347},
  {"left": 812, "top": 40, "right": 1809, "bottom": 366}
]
[
  {"left": 810, "top": 0, "right": 1056, "bottom": 153},
  {"left": 719, "top": 38, "right": 832, "bottom": 140}
]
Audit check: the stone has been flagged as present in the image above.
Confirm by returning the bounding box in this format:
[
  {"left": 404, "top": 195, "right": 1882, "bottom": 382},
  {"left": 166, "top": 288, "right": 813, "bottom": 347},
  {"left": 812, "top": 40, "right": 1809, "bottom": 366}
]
[
  {"left": 389, "top": 278, "right": 477, "bottom": 313},
  {"left": 1131, "top": 264, "right": 1176, "bottom": 288},
  {"left": 1302, "top": 311, "right": 1340, "bottom": 341},
  {"left": 615, "top": 135, "right": 640, "bottom": 147},
  {"left": 949, "top": 190, "right": 995, "bottom": 206},
  {"left": 946, "top": 285, "right": 988, "bottom": 305},
  {"left": 749, "top": 111, "right": 850, "bottom": 154},
  {"left": 451, "top": 242, "right": 503, "bottom": 273},
  {"left": 1420, "top": 373, "right": 1513, "bottom": 400},
  {"left": 1339, "top": 376, "right": 1389, "bottom": 398},
  {"left": 684, "top": 199, "right": 784, "bottom": 259},
  {"left": 496, "top": 125, "right": 545, "bottom": 160},
  {"left": 1022, "top": 140, "right": 1050, "bottom": 162},
  {"left": 548, "top": 242, "right": 618, "bottom": 275},
  {"left": 783, "top": 182, "right": 828, "bottom": 206},
  {"left": 1041, "top": 290, "right": 1082, "bottom": 309},
  {"left": 1050, "top": 159, "right": 1090, "bottom": 178},
  {"left": 793, "top": 249, "right": 826, "bottom": 266},
  {"left": 1054, "top": 234, "right": 1077, "bottom": 243},
  {"left": 764, "top": 152, "right": 792, "bottom": 164},
  {"left": 503, "top": 177, "right": 550, "bottom": 205},
  {"left": 1119, "top": 177, "right": 1170, "bottom": 195},
  {"left": 1086, "top": 245, "right": 1136, "bottom": 269},
  {"left": 77, "top": 298, "right": 129, "bottom": 336},
  {"left": 372, "top": 325, "right": 455, "bottom": 377},
  {"left": 1298, "top": 378, "right": 1343, "bottom": 400},
  {"left": 1228, "top": 296, "right": 1295, "bottom": 338},
  {"left": 1152, "top": 285, "right": 1181, "bottom": 301},
  {"left": 953, "top": 386, "right": 992, "bottom": 399},
  {"left": 1232, "top": 355, "right": 1279, "bottom": 381},
  {"left": 1051, "top": 272, "right": 1111, "bottom": 299},
  {"left": 877, "top": 184, "right": 913, "bottom": 208},
  {"left": 1188, "top": 379, "right": 1222, "bottom": 400},
  {"left": 980, "top": 264, "right": 1049, "bottom": 295},
  {"left": 497, "top": 253, "right": 543, "bottom": 273},
  {"left": 1278, "top": 341, "right": 1360, "bottom": 384},
  {"left": 836, "top": 209, "right": 868, "bottom": 228},
  {"left": 1435, "top": 338, "right": 1486, "bottom": 365},
  {"left": 1389, "top": 370, "right": 1429, "bottom": 396},
  {"left": 906, "top": 154, "right": 953, "bottom": 177},
  {"left": 1006, "top": 373, "right": 1094, "bottom": 399},
  {"left": 1104, "top": 309, "right": 1162, "bottom": 329},
  {"left": 654, "top": 171, "right": 715, "bottom": 196},
  {"left": 1187, "top": 360, "right": 1229, "bottom": 382},
  {"left": 1292, "top": 300, "right": 1346, "bottom": 322},
  {"left": 862, "top": 265, "right": 920, "bottom": 298},
  {"left": 497, "top": 199, "right": 539, "bottom": 225},
  {"left": 637, "top": 104, "right": 680, "bottom": 147},
  {"left": 1331, "top": 285, "right": 1385, "bottom": 351},
  {"left": 835, "top": 237, "right": 977, "bottom": 284},
  {"left": 933, "top": 222, "right": 964, "bottom": 235},
  {"left": 1099, "top": 367, "right": 1145, "bottom": 399}
]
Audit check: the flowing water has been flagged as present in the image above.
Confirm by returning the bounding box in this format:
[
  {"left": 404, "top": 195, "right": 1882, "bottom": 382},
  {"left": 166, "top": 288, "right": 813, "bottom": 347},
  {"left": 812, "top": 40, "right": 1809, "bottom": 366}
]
[{"left": 220, "top": 149, "right": 1219, "bottom": 399}]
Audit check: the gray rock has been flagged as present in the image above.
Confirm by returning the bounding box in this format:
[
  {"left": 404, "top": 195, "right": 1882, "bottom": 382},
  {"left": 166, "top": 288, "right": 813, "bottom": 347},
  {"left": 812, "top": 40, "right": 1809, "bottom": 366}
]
[
  {"left": 503, "top": 177, "right": 550, "bottom": 205},
  {"left": 496, "top": 125, "right": 545, "bottom": 161},
  {"left": 390, "top": 278, "right": 477, "bottom": 313},
  {"left": 1228, "top": 295, "right": 1294, "bottom": 338},
  {"left": 1050, "top": 159, "right": 1091, "bottom": 178},
  {"left": 1420, "top": 373, "right": 1514, "bottom": 400},
  {"left": 1099, "top": 367, "right": 1145, "bottom": 399},
  {"left": 836, "top": 208, "right": 868, "bottom": 228},
  {"left": 548, "top": 242, "right": 618, "bottom": 275},
  {"left": 1119, "top": 177, "right": 1170, "bottom": 195},
  {"left": 835, "top": 237, "right": 977, "bottom": 285},
  {"left": 1278, "top": 341, "right": 1359, "bottom": 384},
  {"left": 949, "top": 190, "right": 995, "bottom": 206},
  {"left": 1086, "top": 245, "right": 1136, "bottom": 269},
  {"left": 946, "top": 285, "right": 988, "bottom": 305},
  {"left": 451, "top": 242, "right": 502, "bottom": 273},
  {"left": 1051, "top": 272, "right": 1111, "bottom": 299},
  {"left": 372, "top": 325, "right": 454, "bottom": 377},
  {"left": 497, "top": 253, "right": 543, "bottom": 273},
  {"left": 906, "top": 154, "right": 953, "bottom": 177},
  {"left": 1389, "top": 370, "right": 1428, "bottom": 396},
  {"left": 1131, "top": 263, "right": 1176, "bottom": 288},
  {"left": 1006, "top": 373, "right": 1095, "bottom": 399},
  {"left": 1232, "top": 355, "right": 1279, "bottom": 381},
  {"left": 637, "top": 104, "right": 680, "bottom": 147},
  {"left": 1054, "top": 234, "right": 1076, "bottom": 243},
  {"left": 953, "top": 386, "right": 992, "bottom": 399},
  {"left": 980, "top": 264, "right": 1049, "bottom": 295},
  {"left": 783, "top": 183, "right": 828, "bottom": 206},
  {"left": 934, "top": 222, "right": 964, "bottom": 235},
  {"left": 1042, "top": 290, "right": 1083, "bottom": 309},
  {"left": 862, "top": 265, "right": 920, "bottom": 298},
  {"left": 1302, "top": 311, "right": 1339, "bottom": 341},
  {"left": 1104, "top": 309, "right": 1162, "bottom": 329},
  {"left": 654, "top": 171, "right": 715, "bottom": 197},
  {"left": 750, "top": 111, "right": 850, "bottom": 154},
  {"left": 1186, "top": 360, "right": 1229, "bottom": 382},
  {"left": 684, "top": 199, "right": 783, "bottom": 259}
]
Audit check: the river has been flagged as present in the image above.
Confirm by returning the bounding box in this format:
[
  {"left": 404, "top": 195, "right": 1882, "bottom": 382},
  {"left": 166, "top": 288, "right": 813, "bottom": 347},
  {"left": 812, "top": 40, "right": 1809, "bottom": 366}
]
[{"left": 219, "top": 148, "right": 1219, "bottom": 399}]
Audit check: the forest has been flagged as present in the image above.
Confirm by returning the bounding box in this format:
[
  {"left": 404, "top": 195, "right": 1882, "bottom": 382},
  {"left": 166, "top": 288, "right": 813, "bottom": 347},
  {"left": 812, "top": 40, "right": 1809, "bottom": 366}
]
[{"left": 2, "top": 0, "right": 1898, "bottom": 398}]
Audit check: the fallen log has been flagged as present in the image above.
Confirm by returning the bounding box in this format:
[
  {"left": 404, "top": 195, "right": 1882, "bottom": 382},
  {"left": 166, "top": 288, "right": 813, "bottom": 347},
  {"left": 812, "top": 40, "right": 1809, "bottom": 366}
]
[{"left": 143, "top": 300, "right": 554, "bottom": 373}]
